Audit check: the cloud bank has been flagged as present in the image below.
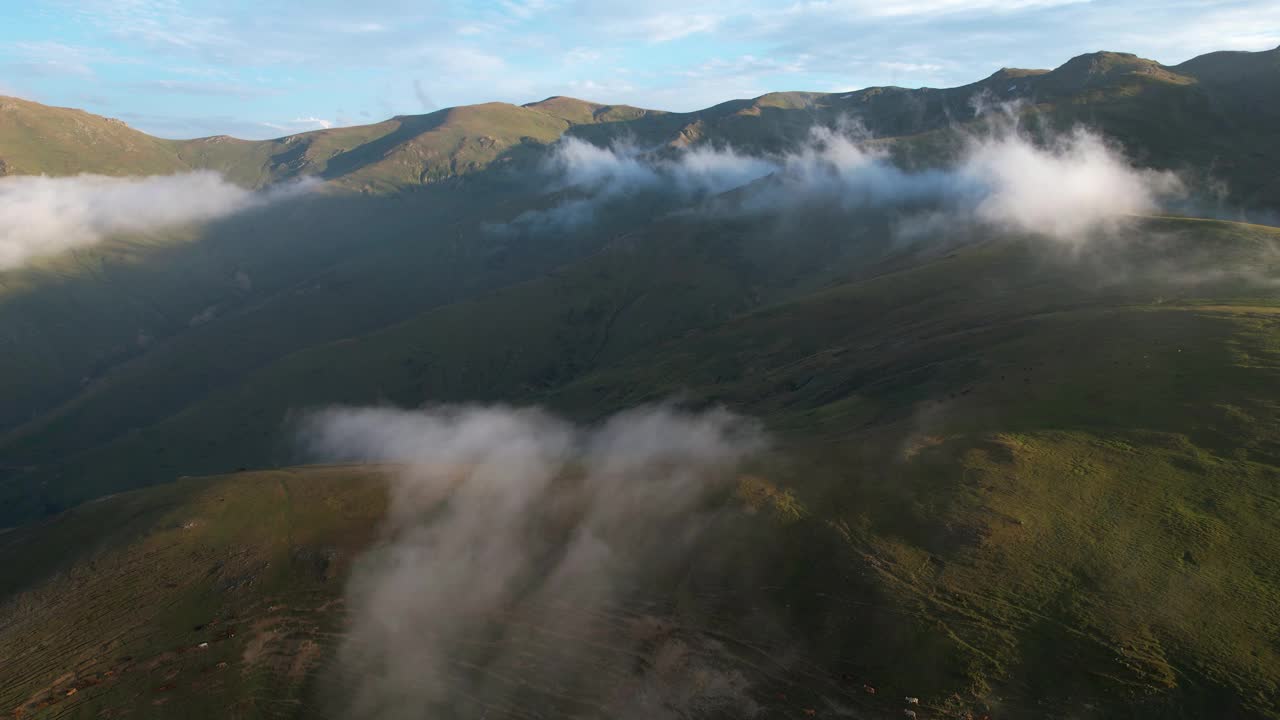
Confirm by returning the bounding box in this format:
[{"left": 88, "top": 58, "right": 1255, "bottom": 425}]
[
  {"left": 300, "top": 404, "right": 765, "bottom": 719},
  {"left": 514, "top": 122, "right": 1182, "bottom": 244},
  {"left": 0, "top": 171, "right": 318, "bottom": 270}
]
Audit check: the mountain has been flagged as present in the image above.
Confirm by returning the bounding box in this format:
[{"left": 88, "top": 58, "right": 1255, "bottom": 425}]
[
  {"left": 0, "top": 95, "right": 189, "bottom": 176},
  {"left": 2, "top": 45, "right": 1280, "bottom": 719},
  {"left": 4, "top": 45, "right": 1279, "bottom": 195},
  {"left": 1, "top": 93, "right": 658, "bottom": 190}
]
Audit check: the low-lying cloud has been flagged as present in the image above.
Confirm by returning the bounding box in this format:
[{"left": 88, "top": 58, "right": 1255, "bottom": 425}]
[
  {"left": 960, "top": 128, "right": 1183, "bottom": 240},
  {"left": 300, "top": 404, "right": 766, "bottom": 718},
  {"left": 510, "top": 121, "right": 1182, "bottom": 244},
  {"left": 0, "top": 171, "right": 318, "bottom": 270}
]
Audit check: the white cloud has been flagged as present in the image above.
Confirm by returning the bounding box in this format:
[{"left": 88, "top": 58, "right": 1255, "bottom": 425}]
[
  {"left": 32, "top": 0, "right": 1280, "bottom": 137},
  {"left": 3, "top": 41, "right": 137, "bottom": 78},
  {"left": 879, "top": 61, "right": 945, "bottom": 73},
  {"left": 764, "top": 0, "right": 1088, "bottom": 22},
  {"left": 0, "top": 172, "right": 319, "bottom": 270},
  {"left": 638, "top": 12, "right": 723, "bottom": 42},
  {"left": 959, "top": 127, "right": 1181, "bottom": 240},
  {"left": 337, "top": 21, "right": 389, "bottom": 33},
  {"left": 517, "top": 119, "right": 1183, "bottom": 244},
  {"left": 680, "top": 53, "right": 811, "bottom": 79},
  {"left": 562, "top": 47, "right": 604, "bottom": 65},
  {"left": 865, "top": 0, "right": 1090, "bottom": 17},
  {"left": 1108, "top": 3, "right": 1280, "bottom": 58},
  {"left": 300, "top": 404, "right": 764, "bottom": 717},
  {"left": 132, "top": 79, "right": 282, "bottom": 98},
  {"left": 497, "top": 137, "right": 777, "bottom": 232},
  {"left": 260, "top": 117, "right": 335, "bottom": 135},
  {"left": 500, "top": 0, "right": 555, "bottom": 20},
  {"left": 293, "top": 116, "right": 334, "bottom": 129},
  {"left": 764, "top": 123, "right": 1183, "bottom": 242}
]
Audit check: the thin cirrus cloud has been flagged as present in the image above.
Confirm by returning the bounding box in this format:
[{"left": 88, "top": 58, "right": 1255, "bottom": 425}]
[
  {"left": 4, "top": 1, "right": 1278, "bottom": 139},
  {"left": 261, "top": 117, "right": 335, "bottom": 133},
  {"left": 130, "top": 79, "right": 283, "bottom": 98}
]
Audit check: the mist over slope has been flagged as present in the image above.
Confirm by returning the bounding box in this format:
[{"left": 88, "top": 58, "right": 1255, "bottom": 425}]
[
  {"left": 0, "top": 172, "right": 317, "bottom": 269},
  {"left": 516, "top": 119, "right": 1181, "bottom": 243},
  {"left": 305, "top": 405, "right": 764, "bottom": 719}
]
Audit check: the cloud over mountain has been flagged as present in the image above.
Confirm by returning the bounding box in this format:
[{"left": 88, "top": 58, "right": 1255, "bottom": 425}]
[
  {"left": 519, "top": 121, "right": 1182, "bottom": 244},
  {"left": 0, "top": 172, "right": 318, "bottom": 270},
  {"left": 300, "top": 404, "right": 765, "bottom": 718}
]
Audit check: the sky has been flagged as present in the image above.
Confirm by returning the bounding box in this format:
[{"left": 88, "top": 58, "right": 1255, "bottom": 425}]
[{"left": 1, "top": 0, "right": 1277, "bottom": 140}]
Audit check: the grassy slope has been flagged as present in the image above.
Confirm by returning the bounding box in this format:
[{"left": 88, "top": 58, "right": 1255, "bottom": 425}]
[
  {"left": 0, "top": 466, "right": 388, "bottom": 719},
  {"left": 0, "top": 205, "right": 923, "bottom": 513},
  {"left": 0, "top": 97, "right": 187, "bottom": 177},
  {"left": 3, "top": 230, "right": 1280, "bottom": 717},
  {"left": 539, "top": 220, "right": 1280, "bottom": 717},
  {"left": 0, "top": 93, "right": 656, "bottom": 191},
  {"left": 0, "top": 464, "right": 955, "bottom": 720},
  {"left": 0, "top": 96, "right": 658, "bottom": 445},
  {"left": 0, "top": 180, "right": 619, "bottom": 476},
  {"left": 4, "top": 218, "right": 1279, "bottom": 718}
]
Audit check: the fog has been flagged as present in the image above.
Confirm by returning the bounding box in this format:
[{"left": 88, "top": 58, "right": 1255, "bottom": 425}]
[
  {"left": 512, "top": 120, "right": 1183, "bottom": 244},
  {"left": 300, "top": 404, "right": 766, "bottom": 718},
  {"left": 0, "top": 171, "right": 318, "bottom": 270}
]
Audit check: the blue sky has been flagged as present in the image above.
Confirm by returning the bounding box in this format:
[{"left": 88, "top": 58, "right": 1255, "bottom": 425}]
[{"left": 2, "top": 0, "right": 1277, "bottom": 140}]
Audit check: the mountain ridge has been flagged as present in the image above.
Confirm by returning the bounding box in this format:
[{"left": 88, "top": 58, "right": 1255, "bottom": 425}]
[{"left": 3, "top": 45, "right": 1278, "bottom": 193}]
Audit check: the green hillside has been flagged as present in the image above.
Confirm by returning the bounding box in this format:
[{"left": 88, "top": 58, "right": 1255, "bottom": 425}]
[
  {"left": 1, "top": 94, "right": 659, "bottom": 191},
  {"left": 5, "top": 216, "right": 1280, "bottom": 718},
  {"left": 0, "top": 466, "right": 388, "bottom": 719},
  {"left": 0, "top": 96, "right": 187, "bottom": 177}
]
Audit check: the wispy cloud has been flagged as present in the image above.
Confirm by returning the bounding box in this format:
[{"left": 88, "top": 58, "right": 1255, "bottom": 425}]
[
  {"left": 13, "top": 0, "right": 1280, "bottom": 136},
  {"left": 131, "top": 79, "right": 282, "bottom": 98},
  {"left": 636, "top": 12, "right": 723, "bottom": 42},
  {"left": 508, "top": 116, "right": 1183, "bottom": 244},
  {"left": 260, "top": 117, "right": 334, "bottom": 134},
  {"left": 300, "top": 404, "right": 765, "bottom": 717},
  {"left": 824, "top": 0, "right": 1091, "bottom": 19},
  {"left": 0, "top": 172, "right": 319, "bottom": 270},
  {"left": 500, "top": 0, "right": 556, "bottom": 20},
  {"left": 879, "top": 61, "right": 945, "bottom": 73},
  {"left": 679, "top": 54, "right": 811, "bottom": 79},
  {"left": 2, "top": 40, "right": 136, "bottom": 78}
]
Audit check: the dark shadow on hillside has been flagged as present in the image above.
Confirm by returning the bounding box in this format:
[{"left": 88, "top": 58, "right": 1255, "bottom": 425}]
[{"left": 319, "top": 111, "right": 452, "bottom": 181}]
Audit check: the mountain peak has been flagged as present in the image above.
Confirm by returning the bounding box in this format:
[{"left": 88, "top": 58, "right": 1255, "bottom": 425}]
[
  {"left": 1057, "top": 51, "right": 1158, "bottom": 76},
  {"left": 1040, "top": 50, "right": 1191, "bottom": 89},
  {"left": 523, "top": 95, "right": 656, "bottom": 125},
  {"left": 984, "top": 67, "right": 1050, "bottom": 83},
  {"left": 1174, "top": 44, "right": 1280, "bottom": 86}
]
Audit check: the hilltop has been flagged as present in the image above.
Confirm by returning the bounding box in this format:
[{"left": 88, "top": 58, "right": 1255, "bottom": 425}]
[{"left": 1, "top": 94, "right": 659, "bottom": 191}]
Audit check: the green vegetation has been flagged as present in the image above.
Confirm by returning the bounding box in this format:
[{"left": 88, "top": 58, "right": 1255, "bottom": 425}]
[
  {"left": 0, "top": 96, "right": 187, "bottom": 177},
  {"left": 0, "top": 466, "right": 387, "bottom": 719}
]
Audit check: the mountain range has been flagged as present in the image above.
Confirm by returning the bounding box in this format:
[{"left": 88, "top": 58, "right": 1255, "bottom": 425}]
[{"left": 2, "top": 45, "right": 1280, "bottom": 719}]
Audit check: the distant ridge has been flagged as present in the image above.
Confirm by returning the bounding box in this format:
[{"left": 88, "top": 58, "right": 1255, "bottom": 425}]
[{"left": 2, "top": 44, "right": 1277, "bottom": 196}]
